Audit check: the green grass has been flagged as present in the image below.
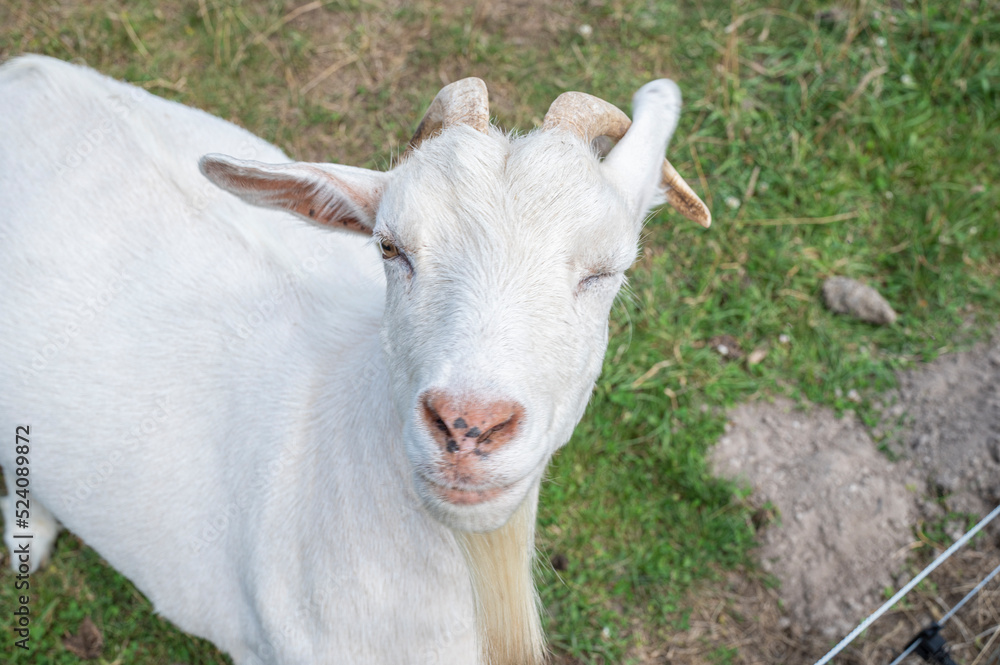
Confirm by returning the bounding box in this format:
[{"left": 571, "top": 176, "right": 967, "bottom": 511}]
[{"left": 1, "top": 0, "right": 998, "bottom": 662}]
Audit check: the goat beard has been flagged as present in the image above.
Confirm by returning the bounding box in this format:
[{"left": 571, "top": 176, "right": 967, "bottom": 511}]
[{"left": 454, "top": 482, "right": 545, "bottom": 665}]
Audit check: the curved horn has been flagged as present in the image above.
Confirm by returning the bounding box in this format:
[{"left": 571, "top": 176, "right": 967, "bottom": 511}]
[
  {"left": 406, "top": 78, "right": 490, "bottom": 154},
  {"left": 663, "top": 160, "right": 711, "bottom": 228},
  {"left": 542, "top": 90, "right": 711, "bottom": 227},
  {"left": 542, "top": 91, "right": 631, "bottom": 142}
]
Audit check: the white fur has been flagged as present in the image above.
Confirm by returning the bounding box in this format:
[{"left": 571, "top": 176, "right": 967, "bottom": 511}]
[{"left": 0, "top": 55, "right": 688, "bottom": 664}]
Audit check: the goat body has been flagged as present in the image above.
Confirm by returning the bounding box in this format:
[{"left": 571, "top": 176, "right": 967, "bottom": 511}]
[{"left": 0, "top": 55, "right": 706, "bottom": 664}]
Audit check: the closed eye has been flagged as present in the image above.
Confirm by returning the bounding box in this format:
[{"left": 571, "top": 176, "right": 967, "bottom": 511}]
[{"left": 577, "top": 271, "right": 619, "bottom": 293}]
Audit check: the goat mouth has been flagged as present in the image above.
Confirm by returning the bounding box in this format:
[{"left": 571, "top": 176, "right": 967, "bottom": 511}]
[
  {"left": 434, "top": 484, "right": 508, "bottom": 506},
  {"left": 421, "top": 476, "right": 515, "bottom": 506}
]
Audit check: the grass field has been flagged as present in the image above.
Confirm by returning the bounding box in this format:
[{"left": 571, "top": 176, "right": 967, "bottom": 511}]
[{"left": 1, "top": 0, "right": 998, "bottom": 663}]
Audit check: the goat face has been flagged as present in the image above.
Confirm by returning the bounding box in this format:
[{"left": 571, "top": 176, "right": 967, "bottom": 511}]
[
  {"left": 200, "top": 79, "right": 709, "bottom": 533},
  {"left": 379, "top": 128, "right": 637, "bottom": 531}
]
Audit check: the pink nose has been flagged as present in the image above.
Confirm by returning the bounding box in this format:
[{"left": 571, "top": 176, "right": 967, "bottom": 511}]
[{"left": 420, "top": 390, "right": 523, "bottom": 456}]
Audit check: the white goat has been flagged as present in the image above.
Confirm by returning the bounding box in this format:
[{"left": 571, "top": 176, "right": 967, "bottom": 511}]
[{"left": 0, "top": 55, "right": 710, "bottom": 664}]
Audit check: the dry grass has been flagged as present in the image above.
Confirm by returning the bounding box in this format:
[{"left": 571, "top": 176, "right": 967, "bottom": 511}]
[
  {"left": 280, "top": 0, "right": 586, "bottom": 163},
  {"left": 596, "top": 543, "right": 1000, "bottom": 665}
]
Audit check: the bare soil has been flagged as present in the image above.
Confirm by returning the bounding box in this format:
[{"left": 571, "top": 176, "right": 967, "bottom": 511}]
[
  {"left": 699, "top": 333, "right": 1000, "bottom": 665},
  {"left": 713, "top": 398, "right": 921, "bottom": 639}
]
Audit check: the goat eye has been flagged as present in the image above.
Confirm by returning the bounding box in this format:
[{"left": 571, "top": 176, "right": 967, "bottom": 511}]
[
  {"left": 378, "top": 239, "right": 400, "bottom": 259},
  {"left": 578, "top": 272, "right": 615, "bottom": 292}
]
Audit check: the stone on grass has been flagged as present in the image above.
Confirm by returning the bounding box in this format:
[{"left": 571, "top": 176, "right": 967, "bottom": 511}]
[{"left": 822, "top": 276, "right": 897, "bottom": 325}]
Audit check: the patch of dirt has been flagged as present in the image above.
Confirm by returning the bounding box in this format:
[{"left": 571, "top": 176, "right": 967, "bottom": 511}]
[
  {"left": 712, "top": 398, "right": 921, "bottom": 637},
  {"left": 702, "top": 333, "right": 1000, "bottom": 663},
  {"left": 885, "top": 339, "right": 1000, "bottom": 517}
]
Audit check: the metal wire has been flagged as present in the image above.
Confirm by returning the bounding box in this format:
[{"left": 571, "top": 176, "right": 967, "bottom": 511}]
[
  {"left": 940, "top": 561, "right": 1000, "bottom": 625},
  {"left": 886, "top": 639, "right": 920, "bottom": 665},
  {"left": 886, "top": 561, "right": 1000, "bottom": 665},
  {"left": 811, "top": 503, "right": 1000, "bottom": 665}
]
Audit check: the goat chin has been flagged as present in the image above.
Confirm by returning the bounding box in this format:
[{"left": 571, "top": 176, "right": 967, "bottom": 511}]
[{"left": 454, "top": 483, "right": 545, "bottom": 665}]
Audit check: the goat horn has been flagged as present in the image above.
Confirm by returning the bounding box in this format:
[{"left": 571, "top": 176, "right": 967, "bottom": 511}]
[
  {"left": 542, "top": 91, "right": 711, "bottom": 227},
  {"left": 663, "top": 160, "right": 711, "bottom": 228},
  {"left": 406, "top": 78, "right": 490, "bottom": 154},
  {"left": 542, "top": 91, "right": 631, "bottom": 142}
]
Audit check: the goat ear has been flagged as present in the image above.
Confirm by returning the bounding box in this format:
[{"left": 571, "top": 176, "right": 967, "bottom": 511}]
[
  {"left": 602, "top": 80, "right": 711, "bottom": 228},
  {"left": 199, "top": 154, "right": 387, "bottom": 234}
]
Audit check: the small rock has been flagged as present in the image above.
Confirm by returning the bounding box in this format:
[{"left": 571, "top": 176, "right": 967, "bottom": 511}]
[
  {"left": 822, "top": 276, "right": 897, "bottom": 325},
  {"left": 747, "top": 347, "right": 768, "bottom": 366}
]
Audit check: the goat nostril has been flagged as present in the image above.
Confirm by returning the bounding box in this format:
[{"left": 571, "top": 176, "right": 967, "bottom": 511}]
[
  {"left": 422, "top": 398, "right": 450, "bottom": 435},
  {"left": 420, "top": 390, "right": 523, "bottom": 453},
  {"left": 476, "top": 417, "right": 511, "bottom": 445}
]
